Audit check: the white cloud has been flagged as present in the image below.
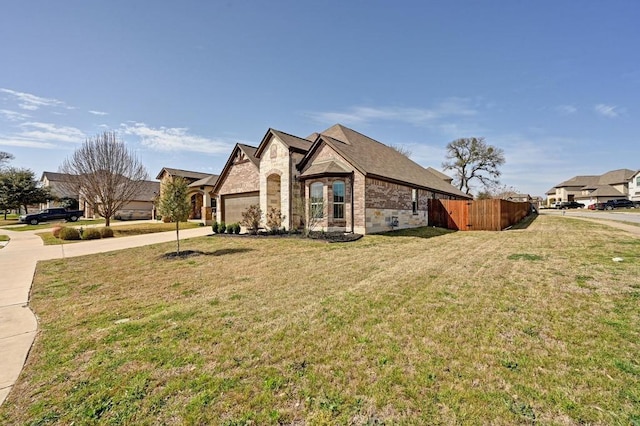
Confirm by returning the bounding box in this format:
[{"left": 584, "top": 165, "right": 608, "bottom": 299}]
[
  {"left": 594, "top": 104, "right": 619, "bottom": 118},
  {"left": 0, "top": 109, "right": 30, "bottom": 122},
  {"left": 0, "top": 136, "right": 57, "bottom": 149},
  {"left": 555, "top": 105, "right": 577, "bottom": 115},
  {"left": 0, "top": 120, "right": 85, "bottom": 149},
  {"left": 307, "top": 98, "right": 478, "bottom": 127},
  {"left": 18, "top": 122, "right": 86, "bottom": 144},
  {"left": 0, "top": 88, "right": 67, "bottom": 111},
  {"left": 121, "top": 122, "right": 234, "bottom": 154},
  {"left": 89, "top": 110, "right": 108, "bottom": 116}
]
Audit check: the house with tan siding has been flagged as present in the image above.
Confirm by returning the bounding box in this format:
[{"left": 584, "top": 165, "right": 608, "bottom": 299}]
[
  {"left": 213, "top": 124, "right": 470, "bottom": 234},
  {"left": 547, "top": 168, "right": 637, "bottom": 207},
  {"left": 156, "top": 168, "right": 218, "bottom": 222},
  {"left": 40, "top": 171, "right": 160, "bottom": 220}
]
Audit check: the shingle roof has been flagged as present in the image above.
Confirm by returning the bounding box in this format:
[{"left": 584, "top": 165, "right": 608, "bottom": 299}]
[
  {"left": 41, "top": 171, "right": 74, "bottom": 182},
  {"left": 237, "top": 144, "right": 260, "bottom": 167},
  {"left": 302, "top": 124, "right": 470, "bottom": 198},
  {"left": 188, "top": 175, "right": 219, "bottom": 188},
  {"left": 255, "top": 129, "right": 313, "bottom": 158},
  {"left": 598, "top": 169, "right": 636, "bottom": 185},
  {"left": 426, "top": 167, "right": 453, "bottom": 182},
  {"left": 575, "top": 184, "right": 625, "bottom": 198},
  {"left": 299, "top": 160, "right": 351, "bottom": 178},
  {"left": 155, "top": 167, "right": 213, "bottom": 181},
  {"left": 134, "top": 181, "right": 161, "bottom": 201},
  {"left": 556, "top": 175, "right": 600, "bottom": 188}
]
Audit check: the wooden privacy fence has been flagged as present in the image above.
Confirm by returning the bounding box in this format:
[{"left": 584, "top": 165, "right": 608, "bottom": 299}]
[{"left": 427, "top": 199, "right": 531, "bottom": 231}]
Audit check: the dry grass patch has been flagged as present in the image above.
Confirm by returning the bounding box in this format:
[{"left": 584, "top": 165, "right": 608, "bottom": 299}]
[{"left": 1, "top": 215, "right": 639, "bottom": 424}]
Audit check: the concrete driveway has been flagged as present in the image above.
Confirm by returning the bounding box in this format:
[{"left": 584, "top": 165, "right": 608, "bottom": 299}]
[{"left": 0, "top": 223, "right": 211, "bottom": 406}]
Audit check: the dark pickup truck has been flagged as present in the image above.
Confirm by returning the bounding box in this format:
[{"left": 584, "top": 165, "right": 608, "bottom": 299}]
[{"left": 19, "top": 208, "right": 84, "bottom": 225}]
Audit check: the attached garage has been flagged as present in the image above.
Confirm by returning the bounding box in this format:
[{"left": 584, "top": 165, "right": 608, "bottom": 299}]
[{"left": 221, "top": 191, "right": 260, "bottom": 224}]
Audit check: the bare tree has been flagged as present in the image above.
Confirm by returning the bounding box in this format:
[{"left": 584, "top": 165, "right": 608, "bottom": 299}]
[
  {"left": 157, "top": 176, "right": 190, "bottom": 255},
  {"left": 442, "top": 137, "right": 505, "bottom": 195},
  {"left": 476, "top": 183, "right": 519, "bottom": 200},
  {"left": 59, "top": 131, "right": 148, "bottom": 226},
  {"left": 0, "top": 151, "right": 13, "bottom": 168},
  {"left": 390, "top": 144, "right": 412, "bottom": 158}
]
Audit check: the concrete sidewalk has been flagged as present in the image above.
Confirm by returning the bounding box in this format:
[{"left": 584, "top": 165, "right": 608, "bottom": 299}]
[{"left": 0, "top": 225, "right": 212, "bottom": 405}]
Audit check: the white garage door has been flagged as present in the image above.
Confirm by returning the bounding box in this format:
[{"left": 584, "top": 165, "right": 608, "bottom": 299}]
[{"left": 222, "top": 192, "right": 260, "bottom": 224}]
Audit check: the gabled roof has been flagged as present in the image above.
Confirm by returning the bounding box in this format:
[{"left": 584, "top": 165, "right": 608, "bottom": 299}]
[
  {"left": 299, "top": 124, "right": 471, "bottom": 198},
  {"left": 576, "top": 184, "right": 625, "bottom": 198},
  {"left": 554, "top": 169, "right": 637, "bottom": 189},
  {"left": 211, "top": 143, "right": 260, "bottom": 194},
  {"left": 237, "top": 144, "right": 260, "bottom": 168},
  {"left": 134, "top": 180, "right": 161, "bottom": 201},
  {"left": 598, "top": 168, "right": 636, "bottom": 185},
  {"left": 155, "top": 167, "right": 213, "bottom": 181},
  {"left": 255, "top": 128, "right": 314, "bottom": 158},
  {"left": 188, "top": 175, "right": 219, "bottom": 188},
  {"left": 556, "top": 175, "right": 600, "bottom": 188},
  {"left": 426, "top": 167, "right": 453, "bottom": 183},
  {"left": 41, "top": 171, "right": 74, "bottom": 182},
  {"left": 299, "top": 160, "right": 351, "bottom": 178}
]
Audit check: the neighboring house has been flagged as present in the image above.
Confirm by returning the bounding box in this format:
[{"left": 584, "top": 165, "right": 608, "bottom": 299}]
[
  {"left": 40, "top": 172, "right": 79, "bottom": 209},
  {"left": 547, "top": 169, "right": 636, "bottom": 207},
  {"left": 212, "top": 124, "right": 471, "bottom": 234},
  {"left": 629, "top": 170, "right": 640, "bottom": 203},
  {"left": 81, "top": 179, "right": 160, "bottom": 220},
  {"left": 505, "top": 193, "right": 532, "bottom": 203},
  {"left": 40, "top": 171, "right": 160, "bottom": 220},
  {"left": 156, "top": 168, "right": 219, "bottom": 223},
  {"left": 112, "top": 180, "right": 161, "bottom": 220}
]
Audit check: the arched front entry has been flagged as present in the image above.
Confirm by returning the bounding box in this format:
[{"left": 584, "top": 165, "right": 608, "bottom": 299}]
[{"left": 190, "top": 193, "right": 203, "bottom": 219}]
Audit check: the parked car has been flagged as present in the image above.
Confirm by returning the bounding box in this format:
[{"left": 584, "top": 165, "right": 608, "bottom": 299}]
[
  {"left": 114, "top": 209, "right": 153, "bottom": 220},
  {"left": 604, "top": 199, "right": 635, "bottom": 210},
  {"left": 19, "top": 207, "right": 84, "bottom": 225},
  {"left": 556, "top": 201, "right": 584, "bottom": 209},
  {"left": 588, "top": 203, "right": 606, "bottom": 210}
]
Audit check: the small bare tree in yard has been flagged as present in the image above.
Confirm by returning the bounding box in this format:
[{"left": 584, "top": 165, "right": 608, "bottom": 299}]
[
  {"left": 60, "top": 131, "right": 148, "bottom": 226},
  {"left": 241, "top": 204, "right": 262, "bottom": 235},
  {"left": 157, "top": 177, "right": 191, "bottom": 255},
  {"left": 265, "top": 206, "right": 286, "bottom": 234}
]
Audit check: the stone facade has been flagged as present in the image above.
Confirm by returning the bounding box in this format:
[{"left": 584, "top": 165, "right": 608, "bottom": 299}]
[
  {"left": 364, "top": 178, "right": 430, "bottom": 233},
  {"left": 217, "top": 157, "right": 259, "bottom": 196},
  {"left": 214, "top": 149, "right": 260, "bottom": 223},
  {"left": 259, "top": 136, "right": 293, "bottom": 229}
]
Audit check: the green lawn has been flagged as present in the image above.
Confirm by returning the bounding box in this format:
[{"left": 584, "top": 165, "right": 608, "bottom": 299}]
[
  {"left": 1, "top": 215, "right": 638, "bottom": 424},
  {"left": 0, "top": 234, "right": 9, "bottom": 249},
  {"left": 0, "top": 218, "right": 109, "bottom": 231},
  {"left": 36, "top": 222, "right": 202, "bottom": 245}
]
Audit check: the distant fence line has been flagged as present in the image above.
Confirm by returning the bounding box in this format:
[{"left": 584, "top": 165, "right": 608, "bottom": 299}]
[{"left": 427, "top": 199, "right": 531, "bottom": 231}]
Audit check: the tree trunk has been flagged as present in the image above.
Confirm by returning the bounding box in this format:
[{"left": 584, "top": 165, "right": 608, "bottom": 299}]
[
  {"left": 175, "top": 220, "right": 180, "bottom": 255},
  {"left": 105, "top": 216, "right": 111, "bottom": 227}
]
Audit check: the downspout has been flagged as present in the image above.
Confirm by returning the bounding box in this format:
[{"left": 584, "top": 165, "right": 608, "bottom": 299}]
[
  {"left": 289, "top": 150, "right": 294, "bottom": 230},
  {"left": 351, "top": 172, "right": 355, "bottom": 234}
]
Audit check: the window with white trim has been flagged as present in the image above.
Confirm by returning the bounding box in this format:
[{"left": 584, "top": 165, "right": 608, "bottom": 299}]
[
  {"left": 412, "top": 188, "right": 418, "bottom": 214},
  {"left": 333, "top": 181, "right": 345, "bottom": 219},
  {"left": 310, "top": 182, "right": 324, "bottom": 218}
]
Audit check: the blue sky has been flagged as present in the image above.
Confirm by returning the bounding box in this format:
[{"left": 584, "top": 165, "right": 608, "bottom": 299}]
[{"left": 1, "top": 1, "right": 638, "bottom": 197}]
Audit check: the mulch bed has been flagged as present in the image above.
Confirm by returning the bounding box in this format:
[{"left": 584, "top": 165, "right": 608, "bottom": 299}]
[{"left": 210, "top": 231, "right": 363, "bottom": 243}]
